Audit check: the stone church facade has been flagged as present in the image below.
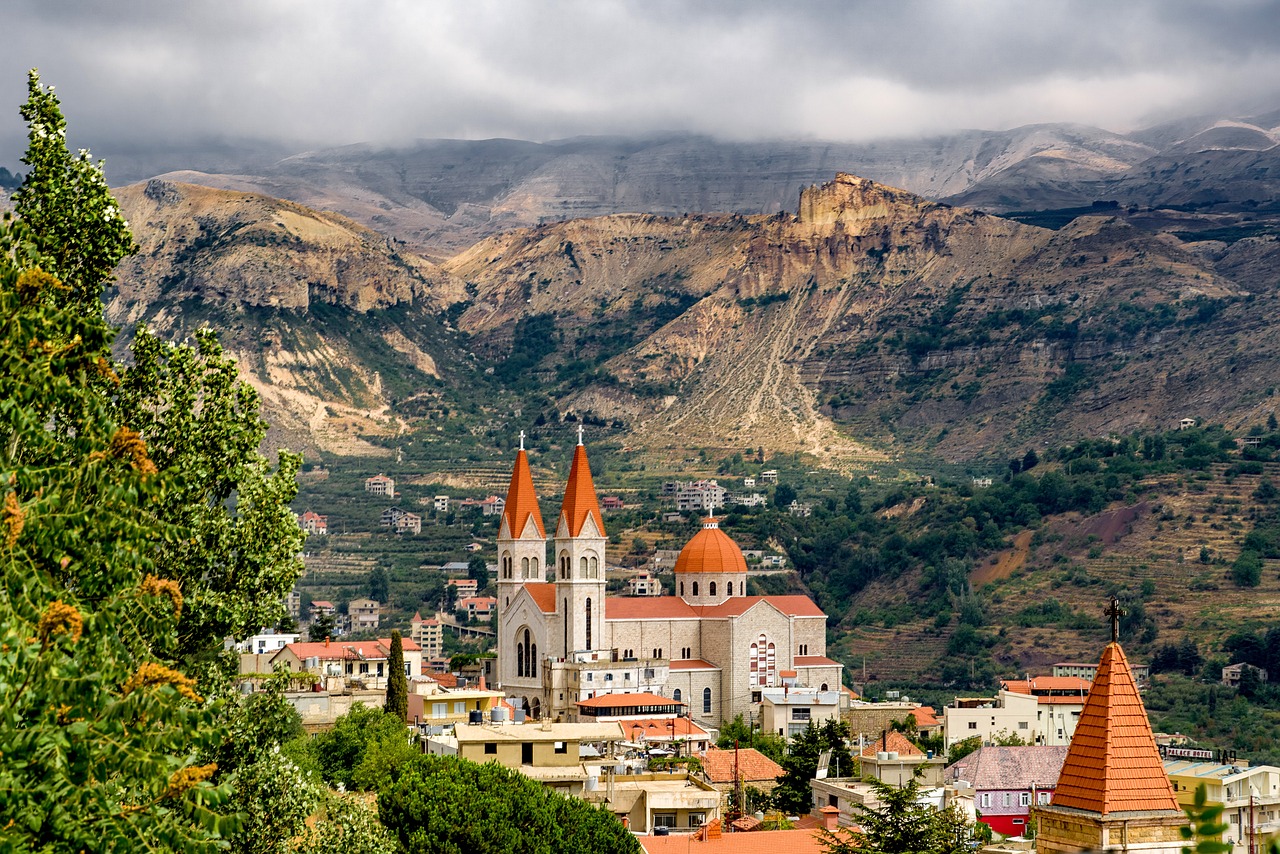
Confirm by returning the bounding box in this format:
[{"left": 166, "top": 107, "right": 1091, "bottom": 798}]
[{"left": 495, "top": 436, "right": 841, "bottom": 726}]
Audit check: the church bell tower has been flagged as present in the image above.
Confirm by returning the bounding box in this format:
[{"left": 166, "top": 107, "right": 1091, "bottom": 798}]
[{"left": 553, "top": 427, "right": 607, "bottom": 657}]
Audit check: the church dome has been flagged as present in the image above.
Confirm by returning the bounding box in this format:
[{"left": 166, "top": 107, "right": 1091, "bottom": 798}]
[{"left": 673, "top": 518, "right": 749, "bottom": 575}]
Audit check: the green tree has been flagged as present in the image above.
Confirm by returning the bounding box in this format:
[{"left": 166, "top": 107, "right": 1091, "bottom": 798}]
[
  {"left": 385, "top": 631, "right": 408, "bottom": 721},
  {"left": 468, "top": 555, "right": 490, "bottom": 588},
  {"left": 310, "top": 610, "right": 336, "bottom": 642},
  {"left": 12, "top": 69, "right": 134, "bottom": 319},
  {"left": 295, "top": 793, "right": 397, "bottom": 854},
  {"left": 369, "top": 566, "right": 390, "bottom": 602},
  {"left": 774, "top": 483, "right": 798, "bottom": 509},
  {"left": 1232, "top": 551, "right": 1263, "bottom": 588},
  {"left": 0, "top": 76, "right": 236, "bottom": 851},
  {"left": 310, "top": 703, "right": 414, "bottom": 791},
  {"left": 774, "top": 720, "right": 854, "bottom": 814},
  {"left": 380, "top": 754, "right": 640, "bottom": 854},
  {"left": 820, "top": 772, "right": 974, "bottom": 854}
]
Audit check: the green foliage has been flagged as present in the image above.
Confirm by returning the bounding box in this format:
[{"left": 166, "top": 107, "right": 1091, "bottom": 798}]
[
  {"left": 307, "top": 703, "right": 415, "bottom": 791},
  {"left": 385, "top": 631, "right": 409, "bottom": 721},
  {"left": 228, "top": 748, "right": 319, "bottom": 854},
  {"left": 1232, "top": 551, "right": 1263, "bottom": 588},
  {"left": 13, "top": 70, "right": 135, "bottom": 318},
  {"left": 716, "top": 713, "right": 787, "bottom": 763},
  {"left": 774, "top": 720, "right": 855, "bottom": 815},
  {"left": 380, "top": 753, "right": 641, "bottom": 854},
  {"left": 946, "top": 736, "right": 983, "bottom": 764},
  {"left": 0, "top": 80, "right": 237, "bottom": 850},
  {"left": 820, "top": 772, "right": 975, "bottom": 854},
  {"left": 295, "top": 793, "right": 397, "bottom": 854},
  {"left": 1181, "top": 783, "right": 1232, "bottom": 854},
  {"left": 114, "top": 327, "right": 305, "bottom": 683}
]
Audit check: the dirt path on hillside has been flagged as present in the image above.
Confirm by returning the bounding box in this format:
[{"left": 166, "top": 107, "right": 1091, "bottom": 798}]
[{"left": 971, "top": 529, "right": 1034, "bottom": 587}]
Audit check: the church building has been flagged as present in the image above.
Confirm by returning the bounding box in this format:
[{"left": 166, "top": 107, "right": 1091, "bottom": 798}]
[{"left": 496, "top": 433, "right": 841, "bottom": 726}]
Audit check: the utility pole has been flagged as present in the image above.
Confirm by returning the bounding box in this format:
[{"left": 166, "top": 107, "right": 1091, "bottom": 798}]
[{"left": 734, "top": 739, "right": 745, "bottom": 824}]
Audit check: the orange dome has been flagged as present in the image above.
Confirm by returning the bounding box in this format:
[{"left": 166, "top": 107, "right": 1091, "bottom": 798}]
[{"left": 673, "top": 518, "right": 749, "bottom": 575}]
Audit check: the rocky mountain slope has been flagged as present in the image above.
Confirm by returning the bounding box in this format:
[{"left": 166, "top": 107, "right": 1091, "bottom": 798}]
[
  {"left": 107, "top": 179, "right": 476, "bottom": 455},
  {"left": 448, "top": 174, "right": 1268, "bottom": 463}
]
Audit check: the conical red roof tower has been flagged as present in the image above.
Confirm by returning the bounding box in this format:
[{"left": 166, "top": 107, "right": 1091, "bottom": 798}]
[
  {"left": 1050, "top": 641, "right": 1178, "bottom": 815},
  {"left": 502, "top": 448, "right": 545, "bottom": 539},
  {"left": 558, "top": 438, "right": 604, "bottom": 538}
]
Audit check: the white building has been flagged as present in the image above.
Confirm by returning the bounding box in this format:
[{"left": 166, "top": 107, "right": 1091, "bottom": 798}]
[{"left": 365, "top": 474, "right": 395, "bottom": 496}]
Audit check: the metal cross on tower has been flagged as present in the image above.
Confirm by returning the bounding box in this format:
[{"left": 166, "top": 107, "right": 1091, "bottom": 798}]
[
  {"left": 519, "top": 429, "right": 525, "bottom": 451},
  {"left": 1104, "top": 596, "right": 1126, "bottom": 642},
  {"left": 577, "top": 423, "right": 584, "bottom": 445}
]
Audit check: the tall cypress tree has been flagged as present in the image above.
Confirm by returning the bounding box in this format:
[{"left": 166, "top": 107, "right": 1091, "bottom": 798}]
[{"left": 385, "top": 630, "right": 408, "bottom": 721}]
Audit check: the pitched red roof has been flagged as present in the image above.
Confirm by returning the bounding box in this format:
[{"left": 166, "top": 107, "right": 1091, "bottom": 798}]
[
  {"left": 273, "top": 637, "right": 421, "bottom": 662},
  {"left": 861, "top": 729, "right": 924, "bottom": 758},
  {"left": 502, "top": 449, "right": 545, "bottom": 539},
  {"left": 603, "top": 595, "right": 826, "bottom": 621},
  {"left": 1050, "top": 642, "right": 1180, "bottom": 815},
  {"left": 558, "top": 443, "right": 604, "bottom": 538},
  {"left": 576, "top": 691, "right": 681, "bottom": 708},
  {"left": 623, "top": 717, "right": 710, "bottom": 739},
  {"left": 699, "top": 747, "right": 784, "bottom": 784},
  {"left": 794, "top": 655, "right": 841, "bottom": 667},
  {"left": 910, "top": 705, "right": 940, "bottom": 727},
  {"left": 669, "top": 659, "right": 718, "bottom": 671},
  {"left": 523, "top": 582, "right": 557, "bottom": 614},
  {"left": 1002, "top": 676, "right": 1093, "bottom": 694}
]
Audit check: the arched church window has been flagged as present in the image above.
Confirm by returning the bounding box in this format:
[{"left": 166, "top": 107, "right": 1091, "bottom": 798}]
[
  {"left": 680, "top": 582, "right": 685, "bottom": 597},
  {"left": 522, "top": 556, "right": 530, "bottom": 578},
  {"left": 585, "top": 598, "right": 593, "bottom": 651},
  {"left": 532, "top": 557, "right": 539, "bottom": 575},
  {"left": 559, "top": 551, "right": 569, "bottom": 580},
  {"left": 517, "top": 642, "right": 525, "bottom": 677},
  {"left": 589, "top": 556, "right": 598, "bottom": 578},
  {"left": 580, "top": 556, "right": 588, "bottom": 578},
  {"left": 709, "top": 582, "right": 716, "bottom": 597},
  {"left": 530, "top": 643, "right": 537, "bottom": 677},
  {"left": 502, "top": 551, "right": 512, "bottom": 579},
  {"left": 821, "top": 683, "right": 829, "bottom": 692},
  {"left": 673, "top": 688, "right": 682, "bottom": 703},
  {"left": 692, "top": 582, "right": 699, "bottom": 597},
  {"left": 703, "top": 687, "right": 712, "bottom": 714}
]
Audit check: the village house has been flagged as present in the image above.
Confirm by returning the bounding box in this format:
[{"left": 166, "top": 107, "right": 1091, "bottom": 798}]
[
  {"left": 788, "top": 500, "right": 812, "bottom": 518},
  {"left": 480, "top": 495, "right": 505, "bottom": 516},
  {"left": 601, "top": 495, "right": 626, "bottom": 511},
  {"left": 859, "top": 729, "right": 947, "bottom": 786},
  {"left": 1222, "top": 662, "right": 1268, "bottom": 688},
  {"left": 942, "top": 680, "right": 1087, "bottom": 748},
  {"left": 626, "top": 716, "right": 714, "bottom": 756},
  {"left": 548, "top": 651, "right": 672, "bottom": 720},
  {"left": 759, "top": 470, "right": 778, "bottom": 483},
  {"left": 348, "top": 597, "right": 381, "bottom": 632},
  {"left": 297, "top": 510, "right": 328, "bottom": 535},
  {"left": 309, "top": 600, "right": 336, "bottom": 618},
  {"left": 842, "top": 699, "right": 924, "bottom": 743},
  {"left": 698, "top": 746, "right": 785, "bottom": 812},
  {"left": 726, "top": 492, "right": 767, "bottom": 508},
  {"left": 409, "top": 612, "right": 443, "bottom": 658},
  {"left": 270, "top": 636, "right": 423, "bottom": 691},
  {"left": 1165, "top": 759, "right": 1280, "bottom": 854},
  {"left": 1000, "top": 675, "right": 1092, "bottom": 744},
  {"left": 447, "top": 578, "right": 479, "bottom": 597},
  {"left": 380, "top": 506, "right": 421, "bottom": 534},
  {"left": 742, "top": 477, "right": 756, "bottom": 488},
  {"left": 760, "top": 685, "right": 842, "bottom": 740},
  {"left": 1180, "top": 417, "right": 1198, "bottom": 430},
  {"left": 573, "top": 692, "right": 685, "bottom": 724},
  {"left": 286, "top": 589, "right": 302, "bottom": 621},
  {"left": 676, "top": 480, "right": 726, "bottom": 513},
  {"left": 590, "top": 771, "right": 723, "bottom": 834},
  {"left": 947, "top": 745, "right": 1069, "bottom": 837},
  {"left": 406, "top": 677, "right": 506, "bottom": 728},
  {"left": 628, "top": 571, "right": 663, "bottom": 597},
  {"left": 457, "top": 595, "right": 496, "bottom": 621},
  {"left": 433, "top": 495, "right": 449, "bottom": 513},
  {"left": 364, "top": 473, "right": 395, "bottom": 496}
]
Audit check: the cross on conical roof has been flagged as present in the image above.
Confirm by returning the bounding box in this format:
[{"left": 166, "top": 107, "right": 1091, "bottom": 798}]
[
  {"left": 558, "top": 441, "right": 604, "bottom": 538},
  {"left": 1050, "top": 640, "right": 1179, "bottom": 815},
  {"left": 502, "top": 447, "right": 545, "bottom": 539}
]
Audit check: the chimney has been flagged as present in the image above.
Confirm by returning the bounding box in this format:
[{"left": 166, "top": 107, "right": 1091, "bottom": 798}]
[
  {"left": 820, "top": 806, "right": 840, "bottom": 831},
  {"left": 324, "top": 636, "right": 330, "bottom": 648},
  {"left": 478, "top": 672, "right": 487, "bottom": 691}
]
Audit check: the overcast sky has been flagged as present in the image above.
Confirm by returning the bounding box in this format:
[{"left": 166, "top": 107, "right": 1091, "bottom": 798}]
[{"left": 4, "top": 0, "right": 1280, "bottom": 174}]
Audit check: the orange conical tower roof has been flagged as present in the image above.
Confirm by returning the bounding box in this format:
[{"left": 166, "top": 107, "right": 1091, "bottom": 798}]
[
  {"left": 1050, "top": 641, "right": 1179, "bottom": 815},
  {"left": 558, "top": 438, "right": 604, "bottom": 538},
  {"left": 502, "top": 448, "right": 545, "bottom": 539}
]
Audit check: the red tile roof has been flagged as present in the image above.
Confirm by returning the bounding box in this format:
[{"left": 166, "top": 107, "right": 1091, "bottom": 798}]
[
  {"left": 604, "top": 595, "right": 826, "bottom": 621},
  {"left": 794, "top": 655, "right": 841, "bottom": 667},
  {"left": 699, "top": 747, "right": 785, "bottom": 784},
  {"left": 524, "top": 582, "right": 557, "bottom": 614},
  {"left": 623, "top": 718, "right": 710, "bottom": 739},
  {"left": 641, "top": 828, "right": 826, "bottom": 854},
  {"left": 606, "top": 598, "right": 699, "bottom": 620},
  {"left": 669, "top": 659, "right": 718, "bottom": 670},
  {"left": 673, "top": 518, "right": 749, "bottom": 575},
  {"left": 273, "top": 637, "right": 421, "bottom": 662},
  {"left": 910, "top": 705, "right": 941, "bottom": 727},
  {"left": 576, "top": 692, "right": 681, "bottom": 709},
  {"left": 1050, "top": 642, "right": 1180, "bottom": 815},
  {"left": 1001, "top": 676, "right": 1093, "bottom": 694},
  {"left": 558, "top": 443, "right": 604, "bottom": 538},
  {"left": 860, "top": 729, "right": 924, "bottom": 758},
  {"left": 502, "top": 448, "right": 545, "bottom": 539}
]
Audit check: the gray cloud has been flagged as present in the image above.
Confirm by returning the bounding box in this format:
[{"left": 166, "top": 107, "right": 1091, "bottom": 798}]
[{"left": 3, "top": 0, "right": 1279, "bottom": 175}]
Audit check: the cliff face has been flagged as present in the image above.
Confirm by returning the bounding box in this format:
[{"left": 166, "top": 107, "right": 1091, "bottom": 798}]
[
  {"left": 105, "top": 180, "right": 474, "bottom": 457},
  {"left": 449, "top": 173, "right": 1257, "bottom": 463},
  {"left": 109, "top": 179, "right": 465, "bottom": 318}
]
